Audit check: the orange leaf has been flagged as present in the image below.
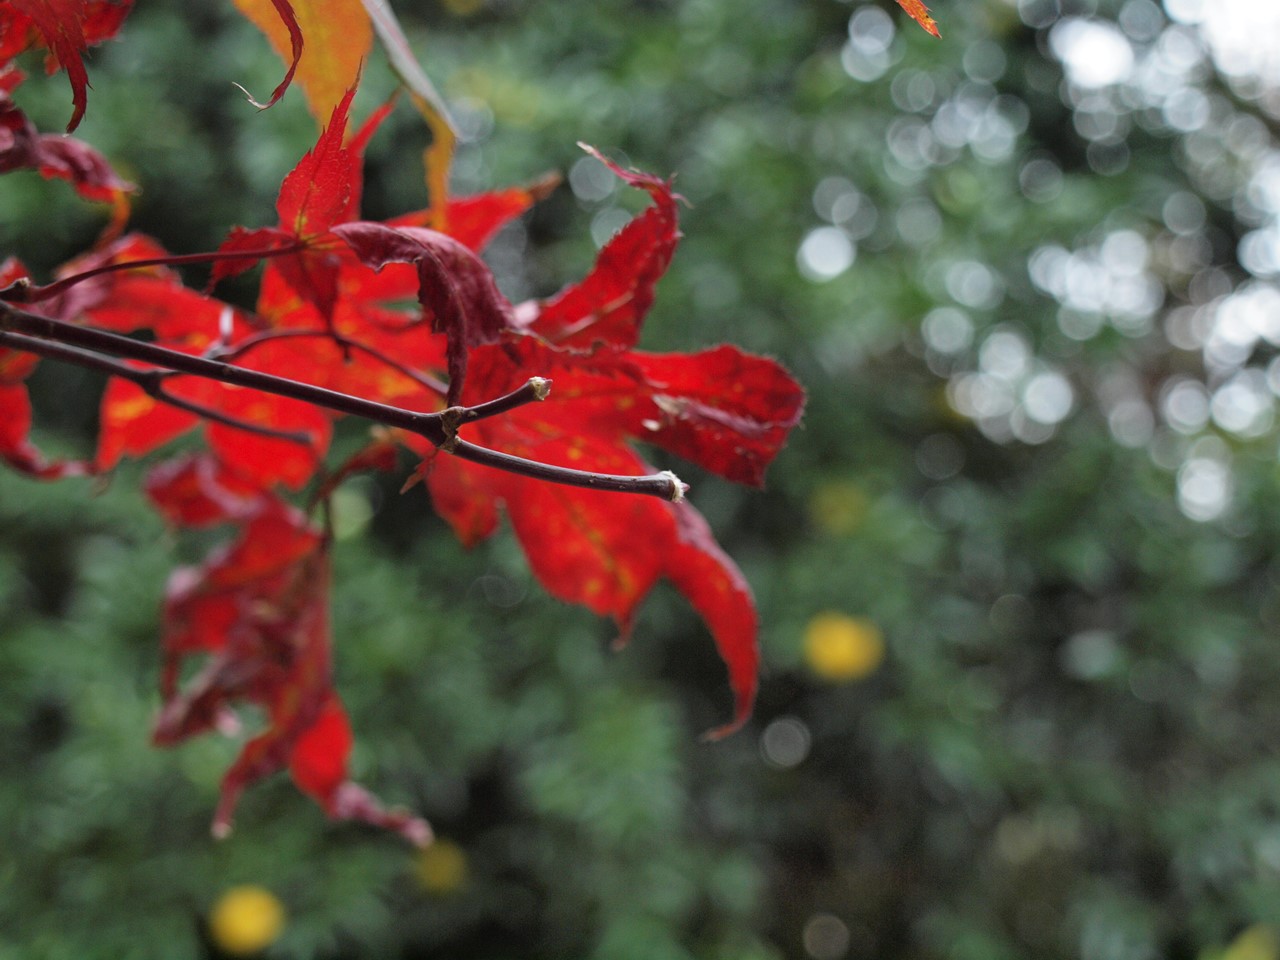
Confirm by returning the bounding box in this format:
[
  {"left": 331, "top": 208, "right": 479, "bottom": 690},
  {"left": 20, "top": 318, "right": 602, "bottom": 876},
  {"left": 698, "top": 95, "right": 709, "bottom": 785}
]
[
  {"left": 231, "top": 0, "right": 371, "bottom": 126},
  {"left": 895, "top": 0, "right": 940, "bottom": 37}
]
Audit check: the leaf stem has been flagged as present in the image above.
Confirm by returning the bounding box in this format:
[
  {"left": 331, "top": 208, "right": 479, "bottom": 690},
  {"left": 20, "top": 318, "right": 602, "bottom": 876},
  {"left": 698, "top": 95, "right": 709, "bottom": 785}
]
[{"left": 0, "top": 243, "right": 306, "bottom": 305}]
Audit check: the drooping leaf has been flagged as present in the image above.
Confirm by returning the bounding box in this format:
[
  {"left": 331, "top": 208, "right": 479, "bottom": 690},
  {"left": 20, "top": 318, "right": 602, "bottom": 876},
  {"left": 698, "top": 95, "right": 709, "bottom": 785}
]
[
  {"left": 148, "top": 465, "right": 428, "bottom": 843},
  {"left": 0, "top": 95, "right": 134, "bottom": 201},
  {"left": 894, "top": 0, "right": 940, "bottom": 37},
  {"left": 231, "top": 0, "right": 371, "bottom": 125},
  {"left": 334, "top": 220, "right": 516, "bottom": 404},
  {"left": 1, "top": 0, "right": 134, "bottom": 131}
]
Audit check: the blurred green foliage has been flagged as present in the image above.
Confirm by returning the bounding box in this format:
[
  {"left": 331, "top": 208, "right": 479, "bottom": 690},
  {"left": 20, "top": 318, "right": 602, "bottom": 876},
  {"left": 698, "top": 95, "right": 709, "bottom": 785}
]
[{"left": 5, "top": 0, "right": 1280, "bottom": 957}]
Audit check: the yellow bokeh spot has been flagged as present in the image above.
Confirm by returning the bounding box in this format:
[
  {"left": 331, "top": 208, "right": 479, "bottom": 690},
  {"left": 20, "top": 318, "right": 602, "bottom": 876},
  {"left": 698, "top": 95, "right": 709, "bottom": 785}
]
[
  {"left": 807, "top": 481, "right": 868, "bottom": 537},
  {"left": 415, "top": 839, "right": 468, "bottom": 895},
  {"left": 1220, "top": 926, "right": 1280, "bottom": 960},
  {"left": 803, "top": 613, "right": 884, "bottom": 682},
  {"left": 208, "top": 886, "right": 285, "bottom": 956}
]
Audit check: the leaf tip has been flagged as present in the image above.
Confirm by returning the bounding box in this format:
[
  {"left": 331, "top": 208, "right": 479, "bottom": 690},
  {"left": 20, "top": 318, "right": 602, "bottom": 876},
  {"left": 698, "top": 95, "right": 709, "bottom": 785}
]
[
  {"left": 404, "top": 818, "right": 435, "bottom": 849},
  {"left": 699, "top": 719, "right": 744, "bottom": 743},
  {"left": 231, "top": 80, "right": 272, "bottom": 112}
]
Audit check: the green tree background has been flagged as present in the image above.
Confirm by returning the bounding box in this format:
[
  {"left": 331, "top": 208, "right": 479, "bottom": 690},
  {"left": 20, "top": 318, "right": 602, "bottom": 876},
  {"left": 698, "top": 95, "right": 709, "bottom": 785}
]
[{"left": 3, "top": 0, "right": 1280, "bottom": 957}]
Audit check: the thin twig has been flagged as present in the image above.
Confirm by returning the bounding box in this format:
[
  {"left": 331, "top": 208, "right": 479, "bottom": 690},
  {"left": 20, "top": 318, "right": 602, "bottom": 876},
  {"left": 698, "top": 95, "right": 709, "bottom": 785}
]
[
  {"left": 450, "top": 439, "right": 687, "bottom": 501},
  {"left": 0, "top": 243, "right": 306, "bottom": 305}
]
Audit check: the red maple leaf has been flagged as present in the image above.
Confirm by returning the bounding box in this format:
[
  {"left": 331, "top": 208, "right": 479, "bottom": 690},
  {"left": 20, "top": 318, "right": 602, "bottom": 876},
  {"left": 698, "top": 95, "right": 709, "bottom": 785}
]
[
  {"left": 209, "top": 85, "right": 380, "bottom": 322},
  {"left": 147, "top": 455, "right": 430, "bottom": 843},
  {"left": 417, "top": 155, "right": 805, "bottom": 735},
  {"left": 208, "top": 86, "right": 559, "bottom": 410},
  {"left": 0, "top": 0, "right": 134, "bottom": 131}
]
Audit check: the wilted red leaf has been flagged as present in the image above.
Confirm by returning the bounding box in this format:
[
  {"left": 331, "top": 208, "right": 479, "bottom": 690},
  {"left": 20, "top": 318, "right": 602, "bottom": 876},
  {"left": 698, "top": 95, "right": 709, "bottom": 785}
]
[
  {"left": 894, "top": 0, "right": 940, "bottom": 37},
  {"left": 149, "top": 474, "right": 428, "bottom": 843},
  {"left": 334, "top": 220, "right": 516, "bottom": 404},
  {"left": 0, "top": 96, "right": 134, "bottom": 201},
  {"left": 1, "top": 0, "right": 134, "bottom": 131}
]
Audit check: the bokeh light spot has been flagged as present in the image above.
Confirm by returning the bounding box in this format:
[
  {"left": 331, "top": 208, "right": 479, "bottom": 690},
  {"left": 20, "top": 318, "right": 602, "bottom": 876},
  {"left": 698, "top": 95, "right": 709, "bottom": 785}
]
[
  {"left": 208, "top": 886, "right": 285, "bottom": 957},
  {"left": 803, "top": 613, "right": 885, "bottom": 682}
]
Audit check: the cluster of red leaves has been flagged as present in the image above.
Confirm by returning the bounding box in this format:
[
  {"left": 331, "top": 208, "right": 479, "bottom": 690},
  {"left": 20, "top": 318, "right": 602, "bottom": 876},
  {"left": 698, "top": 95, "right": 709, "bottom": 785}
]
[
  {"left": 0, "top": 0, "right": 931, "bottom": 841},
  {"left": 0, "top": 71, "right": 806, "bottom": 840}
]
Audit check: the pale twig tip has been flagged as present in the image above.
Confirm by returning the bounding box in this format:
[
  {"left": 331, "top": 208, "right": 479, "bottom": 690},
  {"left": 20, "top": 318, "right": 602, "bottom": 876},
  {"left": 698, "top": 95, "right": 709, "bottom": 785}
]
[{"left": 660, "top": 470, "right": 688, "bottom": 502}]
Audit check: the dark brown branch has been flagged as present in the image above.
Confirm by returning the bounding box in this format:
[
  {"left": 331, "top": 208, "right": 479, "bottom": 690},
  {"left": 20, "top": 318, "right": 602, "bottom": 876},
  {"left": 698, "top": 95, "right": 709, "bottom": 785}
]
[
  {"left": 0, "top": 303, "right": 451, "bottom": 442},
  {"left": 450, "top": 438, "right": 688, "bottom": 501},
  {"left": 0, "top": 303, "right": 689, "bottom": 501},
  {"left": 0, "top": 330, "right": 313, "bottom": 447}
]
